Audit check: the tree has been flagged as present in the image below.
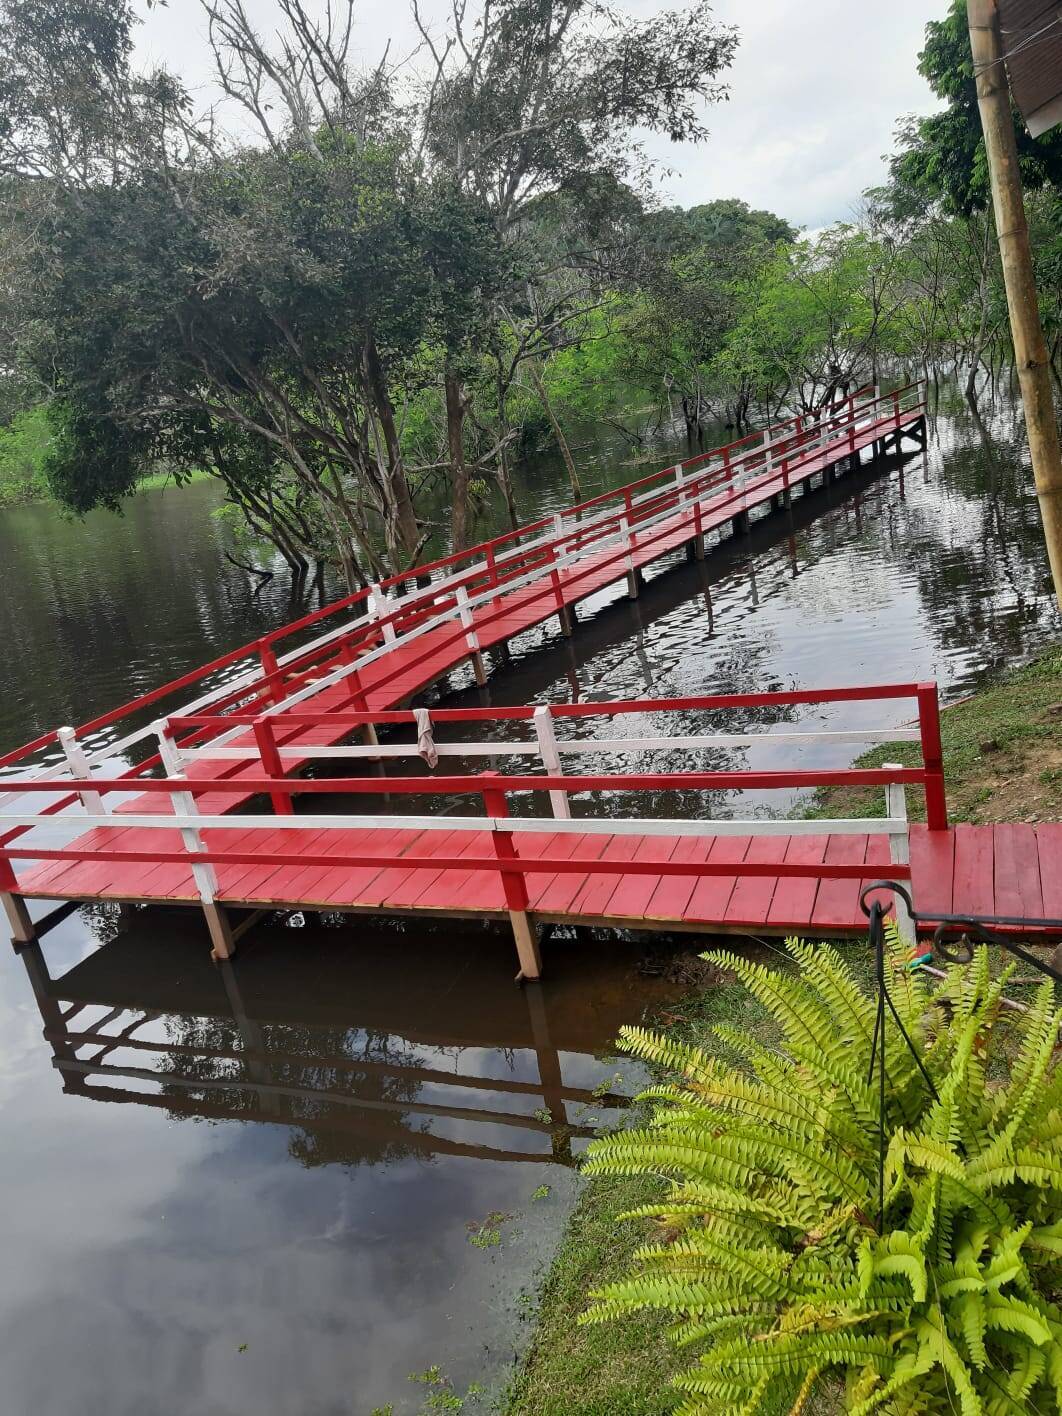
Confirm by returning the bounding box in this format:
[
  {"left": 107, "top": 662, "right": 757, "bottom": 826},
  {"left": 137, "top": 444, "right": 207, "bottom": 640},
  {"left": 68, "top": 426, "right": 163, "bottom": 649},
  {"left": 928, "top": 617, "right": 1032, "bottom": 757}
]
[{"left": 890, "top": 0, "right": 1062, "bottom": 217}]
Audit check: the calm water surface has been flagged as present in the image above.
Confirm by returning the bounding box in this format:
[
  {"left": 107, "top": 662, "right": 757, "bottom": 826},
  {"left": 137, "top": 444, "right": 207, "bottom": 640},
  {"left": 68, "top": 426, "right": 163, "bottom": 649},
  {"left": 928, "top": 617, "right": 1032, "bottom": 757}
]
[{"left": 0, "top": 384, "right": 1058, "bottom": 1415}]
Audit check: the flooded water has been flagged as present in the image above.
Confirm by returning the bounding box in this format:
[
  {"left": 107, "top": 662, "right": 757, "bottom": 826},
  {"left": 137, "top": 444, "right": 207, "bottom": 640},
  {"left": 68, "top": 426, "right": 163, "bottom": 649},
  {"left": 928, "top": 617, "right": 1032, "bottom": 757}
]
[{"left": 0, "top": 382, "right": 1058, "bottom": 1414}]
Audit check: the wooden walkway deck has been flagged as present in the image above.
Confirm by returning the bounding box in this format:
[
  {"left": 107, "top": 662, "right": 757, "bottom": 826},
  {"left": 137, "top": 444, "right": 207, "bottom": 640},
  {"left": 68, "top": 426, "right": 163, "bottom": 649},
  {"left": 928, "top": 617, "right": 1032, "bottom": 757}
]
[{"left": 12, "top": 384, "right": 1032, "bottom": 979}]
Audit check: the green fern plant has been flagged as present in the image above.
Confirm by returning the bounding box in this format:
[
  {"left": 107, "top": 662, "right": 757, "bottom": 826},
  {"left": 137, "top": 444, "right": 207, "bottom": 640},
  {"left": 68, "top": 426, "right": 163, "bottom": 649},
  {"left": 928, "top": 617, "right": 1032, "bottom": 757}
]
[{"left": 581, "top": 928, "right": 1062, "bottom": 1415}]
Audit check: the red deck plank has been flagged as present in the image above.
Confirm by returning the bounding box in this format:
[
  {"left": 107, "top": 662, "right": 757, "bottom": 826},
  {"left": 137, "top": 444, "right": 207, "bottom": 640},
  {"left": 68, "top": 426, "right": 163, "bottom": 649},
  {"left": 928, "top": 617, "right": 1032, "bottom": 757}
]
[
  {"left": 993, "top": 822, "right": 1043, "bottom": 920},
  {"left": 724, "top": 836, "right": 788, "bottom": 925},
  {"left": 766, "top": 834, "right": 828, "bottom": 929},
  {"left": 589, "top": 834, "right": 682, "bottom": 919},
  {"left": 1038, "top": 824, "right": 1062, "bottom": 920},
  {"left": 810, "top": 835, "right": 869, "bottom": 930},
  {"left": 684, "top": 836, "right": 751, "bottom": 923},
  {"left": 950, "top": 824, "right": 996, "bottom": 917},
  {"left": 643, "top": 835, "right": 716, "bottom": 921},
  {"left": 907, "top": 826, "right": 955, "bottom": 920}
]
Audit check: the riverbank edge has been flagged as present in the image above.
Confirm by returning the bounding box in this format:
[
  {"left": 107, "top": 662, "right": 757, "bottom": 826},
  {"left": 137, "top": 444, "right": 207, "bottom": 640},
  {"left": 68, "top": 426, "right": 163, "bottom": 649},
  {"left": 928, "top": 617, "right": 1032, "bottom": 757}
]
[
  {"left": 503, "top": 642, "right": 1062, "bottom": 1416},
  {"left": 0, "top": 466, "right": 213, "bottom": 511}
]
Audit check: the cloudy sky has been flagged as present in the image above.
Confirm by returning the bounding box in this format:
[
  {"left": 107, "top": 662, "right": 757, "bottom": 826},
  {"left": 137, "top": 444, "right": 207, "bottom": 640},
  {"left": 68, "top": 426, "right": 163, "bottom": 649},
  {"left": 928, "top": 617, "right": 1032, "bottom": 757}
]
[{"left": 135, "top": 0, "right": 949, "bottom": 232}]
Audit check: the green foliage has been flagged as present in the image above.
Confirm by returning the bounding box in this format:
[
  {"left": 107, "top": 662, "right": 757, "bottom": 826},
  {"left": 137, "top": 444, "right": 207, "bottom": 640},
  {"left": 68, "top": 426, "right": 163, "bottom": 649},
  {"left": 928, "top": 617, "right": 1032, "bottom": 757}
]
[
  {"left": 0, "top": 405, "right": 51, "bottom": 506},
  {"left": 890, "top": 0, "right": 1062, "bottom": 216},
  {"left": 582, "top": 931, "right": 1062, "bottom": 1414}
]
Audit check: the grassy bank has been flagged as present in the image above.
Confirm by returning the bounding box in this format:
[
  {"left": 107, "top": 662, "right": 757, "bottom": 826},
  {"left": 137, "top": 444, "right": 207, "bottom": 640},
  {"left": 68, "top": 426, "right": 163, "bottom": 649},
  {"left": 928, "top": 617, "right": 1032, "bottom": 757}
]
[
  {"left": 807, "top": 644, "right": 1062, "bottom": 827},
  {"left": 506, "top": 645, "right": 1062, "bottom": 1416}
]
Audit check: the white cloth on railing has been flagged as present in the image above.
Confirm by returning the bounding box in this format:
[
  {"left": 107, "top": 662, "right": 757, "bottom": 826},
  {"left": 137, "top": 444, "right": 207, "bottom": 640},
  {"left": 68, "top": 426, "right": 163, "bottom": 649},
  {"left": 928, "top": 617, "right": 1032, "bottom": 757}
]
[{"left": 414, "top": 708, "right": 438, "bottom": 769}]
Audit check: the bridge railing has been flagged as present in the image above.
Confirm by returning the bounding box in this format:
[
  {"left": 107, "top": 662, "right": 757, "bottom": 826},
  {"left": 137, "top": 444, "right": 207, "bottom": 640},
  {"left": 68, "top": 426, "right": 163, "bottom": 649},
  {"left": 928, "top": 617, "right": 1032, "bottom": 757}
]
[
  {"left": 1, "top": 685, "right": 946, "bottom": 956},
  {"left": 79, "top": 383, "right": 927, "bottom": 796},
  {"left": 0, "top": 383, "right": 923, "bottom": 794}
]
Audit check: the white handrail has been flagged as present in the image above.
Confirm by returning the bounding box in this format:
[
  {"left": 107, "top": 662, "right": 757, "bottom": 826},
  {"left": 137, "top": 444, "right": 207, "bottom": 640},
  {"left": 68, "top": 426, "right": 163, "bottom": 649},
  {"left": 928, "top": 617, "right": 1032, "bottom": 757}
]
[
  {"left": 5, "top": 388, "right": 921, "bottom": 792},
  {"left": 2, "top": 810, "right": 909, "bottom": 839}
]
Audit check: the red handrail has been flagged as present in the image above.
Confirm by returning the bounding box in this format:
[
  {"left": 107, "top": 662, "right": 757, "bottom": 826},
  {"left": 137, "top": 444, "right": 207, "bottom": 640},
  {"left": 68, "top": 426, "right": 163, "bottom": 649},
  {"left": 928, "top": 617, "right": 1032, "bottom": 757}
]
[{"left": 0, "top": 382, "right": 926, "bottom": 772}]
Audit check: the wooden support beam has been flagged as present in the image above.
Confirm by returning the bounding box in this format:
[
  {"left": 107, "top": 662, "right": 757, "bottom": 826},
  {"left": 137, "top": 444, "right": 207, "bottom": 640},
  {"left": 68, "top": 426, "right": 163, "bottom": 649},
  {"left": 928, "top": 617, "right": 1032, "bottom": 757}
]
[
  {"left": 2, "top": 891, "right": 35, "bottom": 946},
  {"left": 203, "top": 901, "right": 236, "bottom": 961},
  {"left": 510, "top": 909, "right": 543, "bottom": 981}
]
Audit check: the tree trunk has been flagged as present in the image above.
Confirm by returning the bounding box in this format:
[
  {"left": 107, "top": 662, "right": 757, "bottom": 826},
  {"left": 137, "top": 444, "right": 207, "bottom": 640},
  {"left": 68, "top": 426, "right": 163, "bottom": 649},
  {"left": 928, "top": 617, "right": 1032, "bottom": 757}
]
[
  {"left": 970, "top": 0, "right": 1062, "bottom": 611},
  {"left": 528, "top": 360, "right": 581, "bottom": 499},
  {"left": 445, "top": 370, "right": 472, "bottom": 552},
  {"left": 495, "top": 374, "right": 521, "bottom": 531},
  {"left": 363, "top": 334, "right": 422, "bottom": 563}
]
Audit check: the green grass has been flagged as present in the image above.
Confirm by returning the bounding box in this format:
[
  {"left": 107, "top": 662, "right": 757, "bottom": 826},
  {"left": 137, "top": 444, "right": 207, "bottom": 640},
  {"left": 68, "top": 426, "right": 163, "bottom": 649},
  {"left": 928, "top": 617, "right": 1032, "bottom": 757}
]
[
  {"left": 135, "top": 467, "right": 213, "bottom": 493},
  {"left": 807, "top": 643, "right": 1062, "bottom": 827}
]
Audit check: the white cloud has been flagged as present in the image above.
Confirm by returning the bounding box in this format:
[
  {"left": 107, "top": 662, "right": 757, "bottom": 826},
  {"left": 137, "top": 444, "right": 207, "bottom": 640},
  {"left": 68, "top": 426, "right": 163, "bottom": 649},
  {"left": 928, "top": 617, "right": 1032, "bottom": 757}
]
[{"left": 135, "top": 0, "right": 949, "bottom": 229}]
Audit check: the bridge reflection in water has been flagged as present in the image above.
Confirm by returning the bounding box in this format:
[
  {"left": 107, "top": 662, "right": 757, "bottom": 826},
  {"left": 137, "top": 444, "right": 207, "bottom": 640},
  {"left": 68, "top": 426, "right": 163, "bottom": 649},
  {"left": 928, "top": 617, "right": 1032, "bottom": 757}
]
[{"left": 15, "top": 910, "right": 669, "bottom": 1170}]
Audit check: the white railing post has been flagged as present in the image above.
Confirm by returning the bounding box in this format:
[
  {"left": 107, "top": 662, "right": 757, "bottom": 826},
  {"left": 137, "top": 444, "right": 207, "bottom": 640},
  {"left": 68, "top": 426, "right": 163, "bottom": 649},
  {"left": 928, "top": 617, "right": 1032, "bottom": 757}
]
[
  {"left": 368, "top": 584, "right": 397, "bottom": 644},
  {"left": 533, "top": 706, "right": 571, "bottom": 819},
  {"left": 57, "top": 726, "right": 106, "bottom": 816},
  {"left": 455, "top": 585, "right": 487, "bottom": 686},
  {"left": 154, "top": 719, "right": 235, "bottom": 960},
  {"left": 883, "top": 762, "right": 916, "bottom": 948},
  {"left": 154, "top": 721, "right": 218, "bottom": 908}
]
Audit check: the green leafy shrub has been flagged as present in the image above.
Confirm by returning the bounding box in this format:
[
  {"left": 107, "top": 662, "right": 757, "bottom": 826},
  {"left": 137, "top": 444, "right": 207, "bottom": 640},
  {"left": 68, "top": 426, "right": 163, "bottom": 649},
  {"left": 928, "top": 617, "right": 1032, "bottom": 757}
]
[{"left": 581, "top": 931, "right": 1062, "bottom": 1414}]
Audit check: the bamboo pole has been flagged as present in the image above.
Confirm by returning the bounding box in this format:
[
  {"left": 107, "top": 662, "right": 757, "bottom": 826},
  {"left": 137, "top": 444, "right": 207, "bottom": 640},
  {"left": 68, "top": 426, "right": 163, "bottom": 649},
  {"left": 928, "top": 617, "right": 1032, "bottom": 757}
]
[{"left": 969, "top": 0, "right": 1062, "bottom": 612}]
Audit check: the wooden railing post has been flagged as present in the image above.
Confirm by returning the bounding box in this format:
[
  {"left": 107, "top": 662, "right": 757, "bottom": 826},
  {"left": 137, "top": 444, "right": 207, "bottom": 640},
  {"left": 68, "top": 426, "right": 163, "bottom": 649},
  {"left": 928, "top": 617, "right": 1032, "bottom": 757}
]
[
  {"left": 533, "top": 707, "right": 570, "bottom": 819},
  {"left": 482, "top": 775, "right": 542, "bottom": 980},
  {"left": 154, "top": 719, "right": 233, "bottom": 960},
  {"left": 883, "top": 763, "right": 916, "bottom": 947},
  {"left": 57, "top": 726, "right": 106, "bottom": 816},
  {"left": 368, "top": 584, "right": 397, "bottom": 644},
  {"left": 0, "top": 844, "right": 34, "bottom": 944},
  {"left": 547, "top": 546, "right": 573, "bottom": 637},
  {"left": 335, "top": 641, "right": 380, "bottom": 753},
  {"left": 456, "top": 584, "right": 487, "bottom": 686},
  {"left": 253, "top": 715, "right": 293, "bottom": 815},
  {"left": 257, "top": 638, "right": 281, "bottom": 705},
  {"left": 622, "top": 489, "right": 639, "bottom": 598},
  {"left": 917, "top": 683, "right": 948, "bottom": 829}
]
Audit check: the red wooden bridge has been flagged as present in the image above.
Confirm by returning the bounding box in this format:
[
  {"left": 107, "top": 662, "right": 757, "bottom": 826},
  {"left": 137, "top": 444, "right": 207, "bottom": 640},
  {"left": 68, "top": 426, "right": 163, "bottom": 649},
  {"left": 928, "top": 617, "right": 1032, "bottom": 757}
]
[{"left": 8, "top": 382, "right": 1040, "bottom": 979}]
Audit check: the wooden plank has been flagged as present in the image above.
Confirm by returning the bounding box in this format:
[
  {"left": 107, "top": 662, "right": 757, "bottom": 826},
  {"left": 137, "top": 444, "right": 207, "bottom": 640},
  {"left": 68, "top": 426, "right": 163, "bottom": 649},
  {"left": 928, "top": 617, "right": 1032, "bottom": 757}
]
[
  {"left": 531, "top": 832, "right": 612, "bottom": 915},
  {"left": 766, "top": 833, "right": 828, "bottom": 929},
  {"left": 993, "top": 822, "right": 1043, "bottom": 920},
  {"left": 590, "top": 834, "right": 679, "bottom": 919},
  {"left": 1038, "top": 824, "right": 1062, "bottom": 920},
  {"left": 643, "top": 834, "right": 715, "bottom": 921},
  {"left": 907, "top": 825, "right": 955, "bottom": 920},
  {"left": 684, "top": 836, "right": 751, "bottom": 924},
  {"left": 724, "top": 835, "right": 788, "bottom": 924},
  {"left": 567, "top": 834, "right": 647, "bottom": 918},
  {"left": 950, "top": 824, "right": 996, "bottom": 917},
  {"left": 810, "top": 835, "right": 869, "bottom": 930}
]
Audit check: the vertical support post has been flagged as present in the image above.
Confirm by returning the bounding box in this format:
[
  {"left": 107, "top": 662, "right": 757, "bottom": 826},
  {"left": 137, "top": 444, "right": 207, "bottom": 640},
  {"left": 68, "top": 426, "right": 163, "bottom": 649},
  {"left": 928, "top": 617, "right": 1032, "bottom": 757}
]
[
  {"left": 485, "top": 543, "right": 499, "bottom": 609},
  {"left": 257, "top": 638, "right": 281, "bottom": 706},
  {"left": 368, "top": 584, "right": 397, "bottom": 644},
  {"left": 916, "top": 683, "right": 948, "bottom": 830},
  {"left": 533, "top": 706, "right": 570, "bottom": 819},
  {"left": 1, "top": 862, "right": 34, "bottom": 945},
  {"left": 622, "top": 489, "right": 639, "bottom": 598},
  {"left": 57, "top": 726, "right": 106, "bottom": 815},
  {"left": 455, "top": 584, "right": 487, "bottom": 686},
  {"left": 547, "top": 547, "right": 573, "bottom": 637},
  {"left": 253, "top": 716, "right": 293, "bottom": 815},
  {"left": 482, "top": 776, "right": 542, "bottom": 980},
  {"left": 154, "top": 720, "right": 233, "bottom": 960},
  {"left": 883, "top": 764, "right": 916, "bottom": 949},
  {"left": 969, "top": 0, "right": 1062, "bottom": 611},
  {"left": 337, "top": 642, "right": 380, "bottom": 753}
]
